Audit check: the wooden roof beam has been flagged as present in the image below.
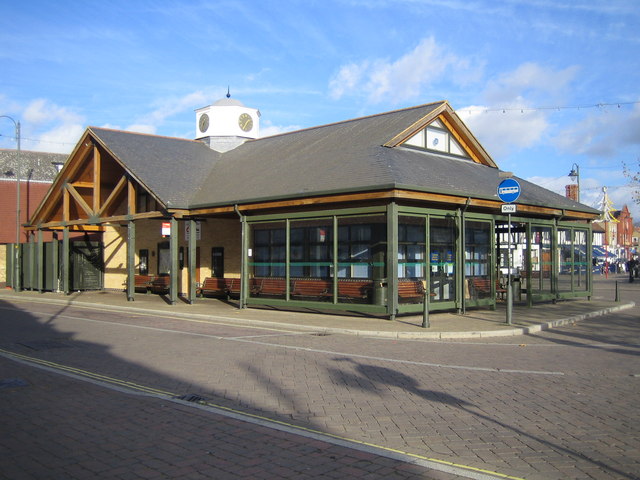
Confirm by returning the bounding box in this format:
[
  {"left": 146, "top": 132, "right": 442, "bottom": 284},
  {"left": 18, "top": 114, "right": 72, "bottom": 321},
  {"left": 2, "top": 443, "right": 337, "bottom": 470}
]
[{"left": 97, "top": 175, "right": 127, "bottom": 217}]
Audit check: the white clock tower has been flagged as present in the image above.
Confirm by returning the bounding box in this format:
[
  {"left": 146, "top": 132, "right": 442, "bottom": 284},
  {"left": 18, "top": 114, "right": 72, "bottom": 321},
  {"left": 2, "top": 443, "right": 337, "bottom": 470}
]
[{"left": 195, "top": 91, "right": 260, "bottom": 153}]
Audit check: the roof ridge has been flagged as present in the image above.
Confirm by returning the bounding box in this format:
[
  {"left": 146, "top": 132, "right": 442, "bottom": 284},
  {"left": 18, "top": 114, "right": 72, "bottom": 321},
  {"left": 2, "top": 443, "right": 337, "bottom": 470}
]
[
  {"left": 255, "top": 101, "right": 449, "bottom": 141},
  {"left": 88, "top": 126, "right": 205, "bottom": 144}
]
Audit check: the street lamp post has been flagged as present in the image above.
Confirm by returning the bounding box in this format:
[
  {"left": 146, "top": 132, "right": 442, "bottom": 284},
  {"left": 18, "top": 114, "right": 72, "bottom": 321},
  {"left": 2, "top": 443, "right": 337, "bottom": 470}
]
[
  {"left": 1, "top": 115, "right": 21, "bottom": 291},
  {"left": 568, "top": 163, "right": 580, "bottom": 203}
]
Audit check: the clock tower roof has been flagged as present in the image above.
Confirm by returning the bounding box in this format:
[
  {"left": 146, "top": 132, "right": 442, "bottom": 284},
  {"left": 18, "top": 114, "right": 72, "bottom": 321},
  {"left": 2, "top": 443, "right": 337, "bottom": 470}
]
[{"left": 213, "top": 96, "right": 245, "bottom": 107}]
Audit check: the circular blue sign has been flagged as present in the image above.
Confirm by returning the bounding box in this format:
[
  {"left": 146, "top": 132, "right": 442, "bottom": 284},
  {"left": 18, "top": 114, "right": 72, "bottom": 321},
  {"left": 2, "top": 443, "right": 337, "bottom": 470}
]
[{"left": 497, "top": 178, "right": 521, "bottom": 203}]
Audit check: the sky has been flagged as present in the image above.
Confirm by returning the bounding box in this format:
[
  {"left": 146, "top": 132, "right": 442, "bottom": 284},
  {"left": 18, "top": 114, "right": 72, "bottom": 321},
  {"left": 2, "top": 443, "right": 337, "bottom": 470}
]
[{"left": 1, "top": 0, "right": 639, "bottom": 219}]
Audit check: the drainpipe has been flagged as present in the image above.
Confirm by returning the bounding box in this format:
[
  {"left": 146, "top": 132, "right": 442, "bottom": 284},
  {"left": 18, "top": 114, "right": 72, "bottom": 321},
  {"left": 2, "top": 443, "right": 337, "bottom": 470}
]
[{"left": 234, "top": 205, "right": 246, "bottom": 309}]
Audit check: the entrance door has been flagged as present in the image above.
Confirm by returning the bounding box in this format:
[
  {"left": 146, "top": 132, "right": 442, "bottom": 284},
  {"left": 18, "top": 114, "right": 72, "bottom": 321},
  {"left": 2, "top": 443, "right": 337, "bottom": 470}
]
[
  {"left": 212, "top": 247, "right": 224, "bottom": 278},
  {"left": 70, "top": 241, "right": 103, "bottom": 290}
]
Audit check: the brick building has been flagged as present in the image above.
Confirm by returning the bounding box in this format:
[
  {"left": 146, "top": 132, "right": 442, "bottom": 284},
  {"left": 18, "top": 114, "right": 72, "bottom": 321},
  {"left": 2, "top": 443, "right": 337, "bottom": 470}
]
[{"left": 0, "top": 149, "right": 66, "bottom": 282}]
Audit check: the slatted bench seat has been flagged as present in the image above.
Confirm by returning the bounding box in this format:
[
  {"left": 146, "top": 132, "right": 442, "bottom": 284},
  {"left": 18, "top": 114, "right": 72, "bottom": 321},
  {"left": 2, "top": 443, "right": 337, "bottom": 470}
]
[
  {"left": 251, "top": 277, "right": 286, "bottom": 297},
  {"left": 398, "top": 279, "right": 426, "bottom": 303},
  {"left": 133, "top": 274, "right": 155, "bottom": 293},
  {"left": 470, "top": 277, "right": 506, "bottom": 299},
  {"left": 197, "top": 277, "right": 227, "bottom": 298},
  {"left": 337, "top": 279, "right": 373, "bottom": 302},
  {"left": 290, "top": 278, "right": 332, "bottom": 300},
  {"left": 224, "top": 278, "right": 241, "bottom": 298},
  {"left": 150, "top": 275, "right": 171, "bottom": 295}
]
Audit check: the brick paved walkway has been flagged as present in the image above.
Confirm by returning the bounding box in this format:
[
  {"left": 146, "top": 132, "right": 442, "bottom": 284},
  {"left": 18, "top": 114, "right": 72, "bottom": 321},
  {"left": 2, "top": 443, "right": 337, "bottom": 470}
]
[{"left": 1, "top": 357, "right": 471, "bottom": 480}]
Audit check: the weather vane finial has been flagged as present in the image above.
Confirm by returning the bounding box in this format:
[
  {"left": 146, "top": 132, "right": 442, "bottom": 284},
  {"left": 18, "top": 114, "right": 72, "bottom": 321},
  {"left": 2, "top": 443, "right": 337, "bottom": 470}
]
[{"left": 226, "top": 86, "right": 231, "bottom": 98}]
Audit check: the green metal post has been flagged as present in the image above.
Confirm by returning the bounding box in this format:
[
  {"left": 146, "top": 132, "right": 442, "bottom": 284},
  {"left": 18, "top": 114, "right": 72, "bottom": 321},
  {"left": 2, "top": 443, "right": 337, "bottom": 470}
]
[
  {"left": 127, "top": 220, "right": 136, "bottom": 301},
  {"left": 333, "top": 215, "right": 338, "bottom": 304},
  {"left": 37, "top": 229, "right": 43, "bottom": 292},
  {"left": 52, "top": 232, "right": 59, "bottom": 292},
  {"left": 169, "top": 217, "right": 179, "bottom": 305},
  {"left": 188, "top": 218, "right": 196, "bottom": 304},
  {"left": 386, "top": 202, "right": 398, "bottom": 320},
  {"left": 239, "top": 213, "right": 247, "bottom": 309},
  {"left": 285, "top": 219, "right": 290, "bottom": 301},
  {"left": 62, "top": 227, "right": 70, "bottom": 295}
]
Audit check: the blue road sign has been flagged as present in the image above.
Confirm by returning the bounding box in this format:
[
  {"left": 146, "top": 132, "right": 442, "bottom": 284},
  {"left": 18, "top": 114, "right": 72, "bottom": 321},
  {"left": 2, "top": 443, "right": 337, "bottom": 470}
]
[{"left": 497, "top": 178, "right": 521, "bottom": 203}]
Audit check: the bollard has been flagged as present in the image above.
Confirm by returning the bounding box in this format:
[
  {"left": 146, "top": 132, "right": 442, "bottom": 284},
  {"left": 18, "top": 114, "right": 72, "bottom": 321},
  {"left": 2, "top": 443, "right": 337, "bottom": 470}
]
[
  {"left": 422, "top": 288, "right": 430, "bottom": 328},
  {"left": 615, "top": 281, "right": 619, "bottom": 302}
]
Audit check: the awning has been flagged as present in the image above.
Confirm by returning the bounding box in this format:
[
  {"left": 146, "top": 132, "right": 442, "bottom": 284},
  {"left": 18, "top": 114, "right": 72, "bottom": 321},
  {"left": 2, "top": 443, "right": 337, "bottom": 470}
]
[{"left": 593, "top": 246, "right": 616, "bottom": 258}]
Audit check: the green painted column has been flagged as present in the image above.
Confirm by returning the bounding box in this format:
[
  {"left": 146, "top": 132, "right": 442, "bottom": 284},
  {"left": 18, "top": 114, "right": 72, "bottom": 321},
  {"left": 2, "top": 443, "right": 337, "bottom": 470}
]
[
  {"left": 239, "top": 214, "right": 247, "bottom": 309},
  {"left": 285, "top": 219, "right": 290, "bottom": 301},
  {"left": 52, "top": 232, "right": 59, "bottom": 292},
  {"left": 62, "top": 226, "right": 70, "bottom": 295},
  {"left": 37, "top": 229, "right": 43, "bottom": 292},
  {"left": 386, "top": 202, "right": 398, "bottom": 320},
  {"left": 188, "top": 218, "right": 196, "bottom": 304},
  {"left": 127, "top": 220, "right": 136, "bottom": 301},
  {"left": 170, "top": 217, "right": 179, "bottom": 305},
  {"left": 28, "top": 232, "right": 35, "bottom": 290},
  {"left": 332, "top": 216, "right": 338, "bottom": 304}
]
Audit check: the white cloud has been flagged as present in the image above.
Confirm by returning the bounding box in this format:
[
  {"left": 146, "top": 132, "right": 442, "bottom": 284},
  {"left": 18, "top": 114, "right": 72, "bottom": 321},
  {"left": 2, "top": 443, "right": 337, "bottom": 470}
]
[
  {"left": 329, "top": 36, "right": 481, "bottom": 103},
  {"left": 129, "top": 90, "right": 211, "bottom": 132},
  {"left": 484, "top": 62, "right": 580, "bottom": 105},
  {"left": 37, "top": 124, "right": 86, "bottom": 154},
  {"left": 258, "top": 121, "right": 302, "bottom": 138},
  {"left": 457, "top": 106, "right": 548, "bottom": 157},
  {"left": 18, "top": 99, "right": 85, "bottom": 154},
  {"left": 456, "top": 62, "right": 580, "bottom": 158},
  {"left": 554, "top": 103, "right": 640, "bottom": 158}
]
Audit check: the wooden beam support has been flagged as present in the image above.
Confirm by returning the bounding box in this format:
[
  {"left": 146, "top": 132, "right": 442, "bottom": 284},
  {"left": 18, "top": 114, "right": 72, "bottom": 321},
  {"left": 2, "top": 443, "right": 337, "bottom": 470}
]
[
  {"left": 37, "top": 210, "right": 165, "bottom": 230},
  {"left": 97, "top": 175, "right": 128, "bottom": 217},
  {"left": 128, "top": 178, "right": 136, "bottom": 215},
  {"left": 66, "top": 184, "right": 94, "bottom": 217},
  {"left": 93, "top": 145, "right": 101, "bottom": 212},
  {"left": 63, "top": 188, "right": 70, "bottom": 222}
]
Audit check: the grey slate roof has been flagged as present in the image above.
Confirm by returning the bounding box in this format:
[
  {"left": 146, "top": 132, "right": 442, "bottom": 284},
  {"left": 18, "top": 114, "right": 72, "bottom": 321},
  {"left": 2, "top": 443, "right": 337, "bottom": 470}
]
[
  {"left": 90, "top": 128, "right": 221, "bottom": 208},
  {"left": 89, "top": 102, "right": 600, "bottom": 216},
  {"left": 0, "top": 149, "right": 66, "bottom": 182}
]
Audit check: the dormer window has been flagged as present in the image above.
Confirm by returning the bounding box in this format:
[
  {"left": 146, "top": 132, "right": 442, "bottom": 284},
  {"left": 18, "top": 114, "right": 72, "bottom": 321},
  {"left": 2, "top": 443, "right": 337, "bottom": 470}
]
[{"left": 404, "top": 118, "right": 470, "bottom": 159}]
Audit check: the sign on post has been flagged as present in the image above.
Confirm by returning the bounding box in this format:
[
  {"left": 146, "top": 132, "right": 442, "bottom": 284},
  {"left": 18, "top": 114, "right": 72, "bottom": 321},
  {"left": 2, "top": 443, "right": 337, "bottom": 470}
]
[{"left": 497, "top": 178, "right": 521, "bottom": 203}]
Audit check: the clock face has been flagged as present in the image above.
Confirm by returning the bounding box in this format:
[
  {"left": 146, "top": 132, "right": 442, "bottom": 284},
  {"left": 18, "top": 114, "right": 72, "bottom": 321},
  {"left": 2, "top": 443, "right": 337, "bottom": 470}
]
[
  {"left": 238, "top": 113, "right": 253, "bottom": 132},
  {"left": 199, "top": 113, "right": 209, "bottom": 133}
]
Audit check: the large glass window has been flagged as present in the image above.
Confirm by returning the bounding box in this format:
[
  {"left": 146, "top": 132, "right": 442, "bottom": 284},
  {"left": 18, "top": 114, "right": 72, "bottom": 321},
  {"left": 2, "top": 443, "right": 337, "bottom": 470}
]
[
  {"left": 529, "top": 226, "right": 552, "bottom": 293},
  {"left": 558, "top": 228, "right": 573, "bottom": 293},
  {"left": 558, "top": 227, "right": 589, "bottom": 293},
  {"left": 465, "top": 220, "right": 491, "bottom": 301},
  {"left": 574, "top": 229, "right": 589, "bottom": 292},
  {"left": 336, "top": 215, "right": 386, "bottom": 304},
  {"left": 430, "top": 216, "right": 456, "bottom": 302},
  {"left": 338, "top": 217, "right": 385, "bottom": 279},
  {"left": 399, "top": 217, "right": 425, "bottom": 279},
  {"left": 252, "top": 224, "right": 285, "bottom": 277},
  {"left": 290, "top": 220, "right": 333, "bottom": 278}
]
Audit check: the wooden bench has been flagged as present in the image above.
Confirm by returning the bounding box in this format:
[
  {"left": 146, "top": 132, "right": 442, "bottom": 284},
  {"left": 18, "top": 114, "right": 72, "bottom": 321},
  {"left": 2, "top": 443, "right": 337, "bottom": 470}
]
[
  {"left": 251, "top": 277, "right": 286, "bottom": 297},
  {"left": 470, "top": 277, "right": 506, "bottom": 299},
  {"left": 337, "top": 279, "right": 373, "bottom": 302},
  {"left": 197, "top": 277, "right": 227, "bottom": 298},
  {"left": 133, "top": 274, "right": 155, "bottom": 293},
  {"left": 290, "top": 278, "right": 332, "bottom": 300},
  {"left": 150, "top": 275, "right": 171, "bottom": 295},
  {"left": 398, "top": 279, "right": 425, "bottom": 303},
  {"left": 224, "top": 278, "right": 241, "bottom": 298}
]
